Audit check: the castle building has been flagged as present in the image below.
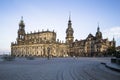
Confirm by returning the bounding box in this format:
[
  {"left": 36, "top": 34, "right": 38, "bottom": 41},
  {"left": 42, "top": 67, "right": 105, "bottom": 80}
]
[
  {"left": 69, "top": 25, "right": 116, "bottom": 57},
  {"left": 11, "top": 16, "right": 115, "bottom": 57}
]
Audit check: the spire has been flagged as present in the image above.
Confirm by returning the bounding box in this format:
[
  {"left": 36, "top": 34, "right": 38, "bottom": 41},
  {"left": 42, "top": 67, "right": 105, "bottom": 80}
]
[
  {"left": 97, "top": 22, "right": 100, "bottom": 32},
  {"left": 20, "top": 16, "right": 24, "bottom": 22},
  {"left": 96, "top": 22, "right": 102, "bottom": 39},
  {"left": 113, "top": 36, "right": 115, "bottom": 41},
  {"left": 69, "top": 11, "right": 71, "bottom": 21},
  {"left": 68, "top": 12, "right": 72, "bottom": 28},
  {"left": 19, "top": 16, "right": 25, "bottom": 27},
  {"left": 66, "top": 13, "right": 74, "bottom": 44},
  {"left": 112, "top": 36, "right": 116, "bottom": 47},
  {"left": 21, "top": 16, "right": 23, "bottom": 21},
  {"left": 17, "top": 16, "right": 25, "bottom": 43}
]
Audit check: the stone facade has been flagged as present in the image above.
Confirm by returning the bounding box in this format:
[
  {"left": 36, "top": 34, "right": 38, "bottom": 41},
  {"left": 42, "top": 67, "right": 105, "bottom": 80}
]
[
  {"left": 11, "top": 17, "right": 73, "bottom": 57},
  {"left": 69, "top": 26, "right": 116, "bottom": 57},
  {"left": 11, "top": 16, "right": 115, "bottom": 57}
]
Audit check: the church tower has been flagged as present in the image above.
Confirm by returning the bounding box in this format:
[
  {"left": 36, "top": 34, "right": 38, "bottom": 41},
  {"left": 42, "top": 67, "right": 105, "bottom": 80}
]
[
  {"left": 96, "top": 24, "right": 102, "bottom": 39},
  {"left": 17, "top": 16, "right": 26, "bottom": 44},
  {"left": 66, "top": 14, "right": 74, "bottom": 44}
]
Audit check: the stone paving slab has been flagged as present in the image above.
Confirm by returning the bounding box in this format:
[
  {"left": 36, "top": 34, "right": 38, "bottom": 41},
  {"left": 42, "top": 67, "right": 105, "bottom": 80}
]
[
  {"left": 105, "top": 63, "right": 120, "bottom": 72},
  {"left": 0, "top": 57, "right": 120, "bottom": 80}
]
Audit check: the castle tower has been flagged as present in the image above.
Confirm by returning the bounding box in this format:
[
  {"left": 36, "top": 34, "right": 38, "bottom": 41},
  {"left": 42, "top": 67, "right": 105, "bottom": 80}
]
[
  {"left": 112, "top": 37, "right": 116, "bottom": 47},
  {"left": 96, "top": 23, "right": 102, "bottom": 39},
  {"left": 66, "top": 14, "right": 74, "bottom": 44},
  {"left": 17, "top": 16, "right": 26, "bottom": 44}
]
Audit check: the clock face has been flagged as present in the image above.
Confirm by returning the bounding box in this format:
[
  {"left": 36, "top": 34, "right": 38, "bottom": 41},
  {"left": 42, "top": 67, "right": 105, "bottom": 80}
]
[
  {"left": 68, "top": 38, "right": 71, "bottom": 40},
  {"left": 19, "top": 39, "right": 22, "bottom": 41}
]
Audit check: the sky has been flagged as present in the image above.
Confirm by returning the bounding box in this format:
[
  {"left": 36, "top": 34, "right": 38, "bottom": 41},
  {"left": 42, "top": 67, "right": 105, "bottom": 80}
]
[{"left": 0, "top": 0, "right": 120, "bottom": 54}]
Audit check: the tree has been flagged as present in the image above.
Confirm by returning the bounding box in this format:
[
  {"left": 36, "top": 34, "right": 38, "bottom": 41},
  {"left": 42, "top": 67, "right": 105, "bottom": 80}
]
[
  {"left": 116, "top": 51, "right": 120, "bottom": 58},
  {"left": 107, "top": 46, "right": 116, "bottom": 56}
]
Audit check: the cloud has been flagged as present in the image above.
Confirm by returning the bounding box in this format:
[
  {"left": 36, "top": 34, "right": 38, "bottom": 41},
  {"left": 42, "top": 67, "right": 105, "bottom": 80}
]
[{"left": 103, "top": 26, "right": 120, "bottom": 46}]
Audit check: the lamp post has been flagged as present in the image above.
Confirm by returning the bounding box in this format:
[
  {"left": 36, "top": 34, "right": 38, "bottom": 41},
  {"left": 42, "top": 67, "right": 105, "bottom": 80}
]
[{"left": 47, "top": 47, "right": 50, "bottom": 60}]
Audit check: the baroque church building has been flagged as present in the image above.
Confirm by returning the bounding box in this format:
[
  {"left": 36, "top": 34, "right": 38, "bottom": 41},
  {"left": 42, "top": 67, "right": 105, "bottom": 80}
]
[{"left": 11, "top": 16, "right": 115, "bottom": 57}]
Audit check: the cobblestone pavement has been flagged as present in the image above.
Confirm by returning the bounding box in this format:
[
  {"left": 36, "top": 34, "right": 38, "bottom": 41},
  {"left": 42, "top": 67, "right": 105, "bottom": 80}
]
[{"left": 0, "top": 57, "right": 120, "bottom": 80}]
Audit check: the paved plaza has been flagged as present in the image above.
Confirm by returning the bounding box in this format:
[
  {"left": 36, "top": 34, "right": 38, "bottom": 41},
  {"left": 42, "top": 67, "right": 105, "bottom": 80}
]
[{"left": 0, "top": 57, "right": 120, "bottom": 80}]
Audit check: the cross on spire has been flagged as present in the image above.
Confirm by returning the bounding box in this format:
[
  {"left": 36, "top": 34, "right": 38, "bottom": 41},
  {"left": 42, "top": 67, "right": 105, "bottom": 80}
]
[
  {"left": 21, "top": 16, "right": 23, "bottom": 21},
  {"left": 69, "top": 11, "right": 71, "bottom": 21}
]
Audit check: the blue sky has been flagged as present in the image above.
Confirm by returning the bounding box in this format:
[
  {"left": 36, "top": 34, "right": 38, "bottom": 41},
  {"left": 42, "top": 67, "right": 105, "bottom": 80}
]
[{"left": 0, "top": 0, "right": 120, "bottom": 53}]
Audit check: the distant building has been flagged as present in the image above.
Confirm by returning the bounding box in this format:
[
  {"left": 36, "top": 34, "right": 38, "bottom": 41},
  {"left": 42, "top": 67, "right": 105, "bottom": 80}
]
[
  {"left": 116, "top": 46, "right": 120, "bottom": 52},
  {"left": 11, "top": 16, "right": 115, "bottom": 57}
]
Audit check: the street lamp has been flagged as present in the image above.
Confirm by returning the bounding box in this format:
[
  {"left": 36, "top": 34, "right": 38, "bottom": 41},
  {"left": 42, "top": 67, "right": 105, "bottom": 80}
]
[
  {"left": 47, "top": 44, "right": 52, "bottom": 60},
  {"left": 47, "top": 47, "right": 50, "bottom": 60}
]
